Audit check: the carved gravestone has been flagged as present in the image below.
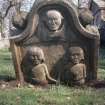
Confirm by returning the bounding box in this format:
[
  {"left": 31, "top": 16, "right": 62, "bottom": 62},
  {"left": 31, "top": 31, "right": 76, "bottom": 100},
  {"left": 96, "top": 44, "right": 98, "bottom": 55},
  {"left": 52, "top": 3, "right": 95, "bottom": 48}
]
[{"left": 10, "top": 0, "right": 100, "bottom": 85}]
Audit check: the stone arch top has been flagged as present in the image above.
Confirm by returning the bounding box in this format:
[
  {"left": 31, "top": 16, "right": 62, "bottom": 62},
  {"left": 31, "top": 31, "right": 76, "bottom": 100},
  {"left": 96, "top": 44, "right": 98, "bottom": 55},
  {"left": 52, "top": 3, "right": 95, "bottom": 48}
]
[{"left": 12, "top": 0, "right": 99, "bottom": 42}]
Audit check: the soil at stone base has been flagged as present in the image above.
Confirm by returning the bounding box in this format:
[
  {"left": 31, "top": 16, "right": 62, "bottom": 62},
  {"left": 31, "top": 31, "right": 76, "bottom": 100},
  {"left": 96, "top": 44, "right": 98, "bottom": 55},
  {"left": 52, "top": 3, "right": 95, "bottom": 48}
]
[{"left": 0, "top": 77, "right": 105, "bottom": 89}]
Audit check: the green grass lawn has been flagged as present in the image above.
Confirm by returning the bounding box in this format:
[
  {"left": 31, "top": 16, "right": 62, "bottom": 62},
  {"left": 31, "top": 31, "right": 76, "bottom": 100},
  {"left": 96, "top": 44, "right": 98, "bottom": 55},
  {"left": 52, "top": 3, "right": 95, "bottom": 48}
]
[
  {"left": 0, "top": 48, "right": 105, "bottom": 105},
  {"left": 0, "top": 49, "right": 15, "bottom": 78}
]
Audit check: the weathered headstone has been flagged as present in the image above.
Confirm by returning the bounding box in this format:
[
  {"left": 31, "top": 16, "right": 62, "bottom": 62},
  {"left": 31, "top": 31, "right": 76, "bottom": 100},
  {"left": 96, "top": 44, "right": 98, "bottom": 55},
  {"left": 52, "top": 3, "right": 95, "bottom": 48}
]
[{"left": 10, "top": 0, "right": 100, "bottom": 86}]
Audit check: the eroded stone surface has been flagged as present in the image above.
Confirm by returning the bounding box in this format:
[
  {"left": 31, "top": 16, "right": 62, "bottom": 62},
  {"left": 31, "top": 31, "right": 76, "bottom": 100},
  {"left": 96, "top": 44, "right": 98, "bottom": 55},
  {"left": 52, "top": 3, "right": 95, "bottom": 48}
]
[{"left": 10, "top": 0, "right": 99, "bottom": 86}]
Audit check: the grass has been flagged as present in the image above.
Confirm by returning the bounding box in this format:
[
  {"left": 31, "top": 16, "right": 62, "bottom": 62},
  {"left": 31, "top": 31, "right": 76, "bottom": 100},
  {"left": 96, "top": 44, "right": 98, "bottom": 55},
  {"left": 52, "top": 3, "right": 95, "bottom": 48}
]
[
  {"left": 0, "top": 48, "right": 105, "bottom": 105},
  {"left": 0, "top": 86, "right": 105, "bottom": 105},
  {"left": 0, "top": 48, "right": 15, "bottom": 78},
  {"left": 98, "top": 48, "right": 105, "bottom": 80}
]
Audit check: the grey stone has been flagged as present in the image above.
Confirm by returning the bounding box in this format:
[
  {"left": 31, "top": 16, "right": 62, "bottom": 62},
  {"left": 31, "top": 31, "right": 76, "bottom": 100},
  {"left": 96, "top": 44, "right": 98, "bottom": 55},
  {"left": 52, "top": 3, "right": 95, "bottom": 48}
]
[{"left": 10, "top": 0, "right": 100, "bottom": 86}]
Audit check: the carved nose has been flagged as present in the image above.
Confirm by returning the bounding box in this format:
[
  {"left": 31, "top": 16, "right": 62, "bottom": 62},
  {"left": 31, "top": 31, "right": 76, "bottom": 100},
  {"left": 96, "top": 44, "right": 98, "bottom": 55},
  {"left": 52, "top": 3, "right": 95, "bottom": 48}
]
[
  {"left": 51, "top": 20, "right": 56, "bottom": 25},
  {"left": 74, "top": 55, "right": 78, "bottom": 59},
  {"left": 32, "top": 56, "right": 38, "bottom": 60}
]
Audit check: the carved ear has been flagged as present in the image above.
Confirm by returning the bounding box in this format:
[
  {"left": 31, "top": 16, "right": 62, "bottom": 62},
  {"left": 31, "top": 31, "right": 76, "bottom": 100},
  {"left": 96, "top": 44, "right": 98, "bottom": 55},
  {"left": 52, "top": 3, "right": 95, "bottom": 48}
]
[
  {"left": 80, "top": 54, "right": 84, "bottom": 61},
  {"left": 12, "top": 17, "right": 26, "bottom": 30}
]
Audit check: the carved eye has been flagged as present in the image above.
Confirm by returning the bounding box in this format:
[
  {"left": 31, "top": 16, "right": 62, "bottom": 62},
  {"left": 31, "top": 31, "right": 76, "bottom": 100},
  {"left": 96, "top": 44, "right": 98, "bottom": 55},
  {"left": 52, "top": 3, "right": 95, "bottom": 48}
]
[{"left": 29, "top": 55, "right": 34, "bottom": 60}]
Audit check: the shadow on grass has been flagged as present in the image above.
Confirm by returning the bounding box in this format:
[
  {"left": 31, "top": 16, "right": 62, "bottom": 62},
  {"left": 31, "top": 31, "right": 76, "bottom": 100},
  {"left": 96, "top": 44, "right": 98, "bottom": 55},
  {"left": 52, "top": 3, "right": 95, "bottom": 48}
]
[
  {"left": 0, "top": 75, "right": 15, "bottom": 82},
  {"left": 99, "top": 47, "right": 105, "bottom": 69},
  {"left": 3, "top": 58, "right": 11, "bottom": 61},
  {"left": 87, "top": 80, "right": 105, "bottom": 89}
]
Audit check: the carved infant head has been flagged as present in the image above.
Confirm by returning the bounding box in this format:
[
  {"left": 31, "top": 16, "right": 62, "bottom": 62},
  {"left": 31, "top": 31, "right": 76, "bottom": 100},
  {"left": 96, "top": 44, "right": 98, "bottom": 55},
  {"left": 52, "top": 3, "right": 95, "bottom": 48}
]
[
  {"left": 68, "top": 47, "right": 84, "bottom": 64},
  {"left": 44, "top": 10, "right": 63, "bottom": 32},
  {"left": 27, "top": 47, "right": 45, "bottom": 66}
]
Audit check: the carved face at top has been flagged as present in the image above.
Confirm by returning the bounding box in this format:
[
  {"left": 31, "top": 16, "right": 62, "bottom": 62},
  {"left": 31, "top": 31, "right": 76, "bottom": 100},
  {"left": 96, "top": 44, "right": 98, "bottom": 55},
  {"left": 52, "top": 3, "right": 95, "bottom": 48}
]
[
  {"left": 45, "top": 10, "right": 63, "bottom": 32},
  {"left": 68, "top": 47, "right": 84, "bottom": 64}
]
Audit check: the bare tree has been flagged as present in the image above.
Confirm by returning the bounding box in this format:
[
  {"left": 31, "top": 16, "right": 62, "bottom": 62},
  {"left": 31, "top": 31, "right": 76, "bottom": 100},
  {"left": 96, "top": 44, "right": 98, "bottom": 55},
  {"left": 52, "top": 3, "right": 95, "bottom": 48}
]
[{"left": 0, "top": 0, "right": 22, "bottom": 39}]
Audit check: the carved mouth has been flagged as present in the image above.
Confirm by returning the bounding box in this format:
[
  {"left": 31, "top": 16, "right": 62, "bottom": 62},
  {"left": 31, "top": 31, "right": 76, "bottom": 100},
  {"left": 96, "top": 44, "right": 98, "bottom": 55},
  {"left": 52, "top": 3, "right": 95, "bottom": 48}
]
[
  {"left": 50, "top": 26, "right": 58, "bottom": 30},
  {"left": 48, "top": 24, "right": 59, "bottom": 30},
  {"left": 33, "top": 61, "right": 40, "bottom": 65},
  {"left": 72, "top": 59, "right": 79, "bottom": 64}
]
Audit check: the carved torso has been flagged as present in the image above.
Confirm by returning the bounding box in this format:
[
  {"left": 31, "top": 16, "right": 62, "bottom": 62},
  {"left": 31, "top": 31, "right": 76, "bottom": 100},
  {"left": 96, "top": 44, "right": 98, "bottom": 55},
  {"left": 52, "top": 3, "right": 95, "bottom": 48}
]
[
  {"left": 64, "top": 63, "right": 86, "bottom": 84},
  {"left": 32, "top": 64, "right": 47, "bottom": 81}
]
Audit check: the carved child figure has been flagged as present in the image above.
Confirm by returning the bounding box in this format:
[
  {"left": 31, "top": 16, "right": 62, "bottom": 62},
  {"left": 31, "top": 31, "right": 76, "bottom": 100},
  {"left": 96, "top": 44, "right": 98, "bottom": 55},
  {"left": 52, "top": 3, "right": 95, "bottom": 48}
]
[
  {"left": 21, "top": 47, "right": 57, "bottom": 86},
  {"left": 64, "top": 47, "right": 86, "bottom": 85}
]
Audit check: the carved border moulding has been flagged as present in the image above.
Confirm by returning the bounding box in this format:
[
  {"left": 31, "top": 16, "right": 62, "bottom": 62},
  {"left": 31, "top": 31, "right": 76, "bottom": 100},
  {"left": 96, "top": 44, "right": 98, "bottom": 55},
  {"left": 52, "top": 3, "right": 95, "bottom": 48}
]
[{"left": 10, "top": 0, "right": 100, "bottom": 85}]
